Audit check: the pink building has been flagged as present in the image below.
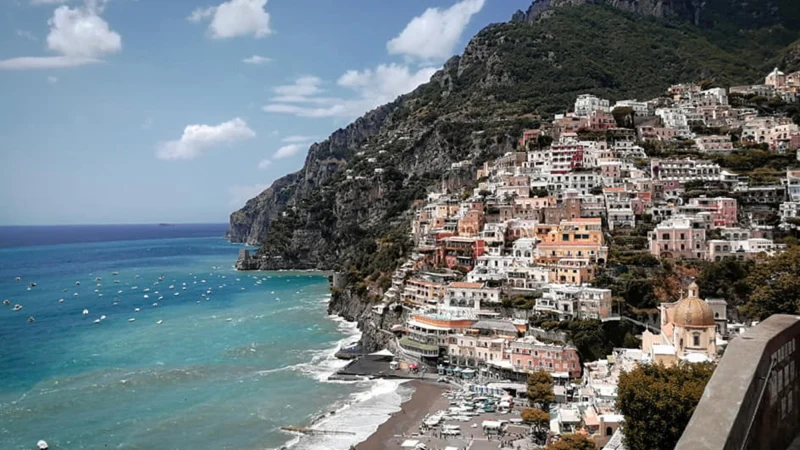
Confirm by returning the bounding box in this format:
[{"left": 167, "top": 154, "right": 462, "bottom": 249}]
[
  {"left": 687, "top": 197, "right": 738, "bottom": 228},
  {"left": 508, "top": 338, "right": 581, "bottom": 379},
  {"left": 649, "top": 215, "right": 710, "bottom": 259},
  {"left": 638, "top": 126, "right": 678, "bottom": 141}
]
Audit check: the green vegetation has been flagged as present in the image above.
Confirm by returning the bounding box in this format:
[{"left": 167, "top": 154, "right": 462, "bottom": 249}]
[
  {"left": 531, "top": 318, "right": 641, "bottom": 362},
  {"left": 521, "top": 407, "right": 550, "bottom": 443},
  {"left": 617, "top": 362, "right": 715, "bottom": 450},
  {"left": 740, "top": 246, "right": 800, "bottom": 319},
  {"left": 545, "top": 433, "right": 596, "bottom": 450},
  {"left": 526, "top": 369, "right": 555, "bottom": 410}
]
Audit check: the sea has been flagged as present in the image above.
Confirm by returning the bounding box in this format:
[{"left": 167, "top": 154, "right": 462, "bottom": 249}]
[{"left": 0, "top": 224, "right": 408, "bottom": 450}]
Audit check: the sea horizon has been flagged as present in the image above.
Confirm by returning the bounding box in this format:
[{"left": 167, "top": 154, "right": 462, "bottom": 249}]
[{"left": 0, "top": 225, "right": 400, "bottom": 450}]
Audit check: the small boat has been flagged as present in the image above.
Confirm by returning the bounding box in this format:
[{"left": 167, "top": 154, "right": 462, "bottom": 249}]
[
  {"left": 114, "top": 280, "right": 120, "bottom": 284},
  {"left": 144, "top": 288, "right": 150, "bottom": 292},
  {"left": 58, "top": 299, "right": 64, "bottom": 303},
  {"left": 15, "top": 277, "right": 21, "bottom": 282},
  {"left": 174, "top": 292, "right": 179, "bottom": 296},
  {"left": 152, "top": 303, "right": 158, "bottom": 307},
  {"left": 75, "top": 281, "right": 80, "bottom": 286},
  {"left": 13, "top": 304, "right": 22, "bottom": 311},
  {"left": 158, "top": 296, "right": 164, "bottom": 300},
  {"left": 226, "top": 318, "right": 233, "bottom": 322},
  {"left": 100, "top": 315, "right": 107, "bottom": 320},
  {"left": 131, "top": 286, "right": 138, "bottom": 290},
  {"left": 112, "top": 272, "right": 119, "bottom": 276},
  {"left": 156, "top": 320, "right": 163, "bottom": 325},
  {"left": 73, "top": 293, "right": 78, "bottom": 296},
  {"left": 169, "top": 285, "right": 175, "bottom": 289},
  {"left": 128, "top": 318, "right": 136, "bottom": 322},
  {"left": 3, "top": 299, "right": 9, "bottom": 306},
  {"left": 117, "top": 290, "right": 123, "bottom": 294},
  {"left": 37, "top": 439, "right": 48, "bottom": 450},
  {"left": 182, "top": 287, "right": 187, "bottom": 290},
  {"left": 28, "top": 316, "right": 35, "bottom": 323},
  {"left": 95, "top": 277, "right": 102, "bottom": 281},
  {"left": 98, "top": 293, "right": 103, "bottom": 297},
  {"left": 82, "top": 309, "right": 89, "bottom": 315},
  {"left": 93, "top": 319, "right": 101, "bottom": 324},
  {"left": 143, "top": 294, "right": 149, "bottom": 299},
  {"left": 134, "top": 308, "right": 140, "bottom": 312},
  {"left": 134, "top": 275, "right": 140, "bottom": 279},
  {"left": 29, "top": 282, "right": 37, "bottom": 288}
]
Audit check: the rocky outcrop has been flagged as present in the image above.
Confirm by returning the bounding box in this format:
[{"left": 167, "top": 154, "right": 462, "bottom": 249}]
[
  {"left": 328, "top": 288, "right": 410, "bottom": 353},
  {"left": 228, "top": 101, "right": 401, "bottom": 245},
  {"left": 511, "top": 0, "right": 704, "bottom": 24}
]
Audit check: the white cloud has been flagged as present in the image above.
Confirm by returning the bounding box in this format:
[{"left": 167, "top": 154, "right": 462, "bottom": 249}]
[
  {"left": 47, "top": 75, "right": 58, "bottom": 84},
  {"left": 30, "top": 0, "right": 70, "bottom": 4},
  {"left": 272, "top": 76, "right": 323, "bottom": 99},
  {"left": 387, "top": 0, "right": 484, "bottom": 61},
  {"left": 189, "top": 0, "right": 271, "bottom": 39},
  {"left": 282, "top": 135, "right": 314, "bottom": 143},
  {"left": 16, "top": 29, "right": 37, "bottom": 41},
  {"left": 274, "top": 143, "right": 306, "bottom": 159},
  {"left": 257, "top": 158, "right": 272, "bottom": 170},
  {"left": 263, "top": 64, "right": 436, "bottom": 119},
  {"left": 156, "top": 117, "right": 255, "bottom": 161},
  {"left": 242, "top": 55, "right": 271, "bottom": 65},
  {"left": 228, "top": 184, "right": 269, "bottom": 206},
  {"left": 0, "top": 4, "right": 121, "bottom": 70}
]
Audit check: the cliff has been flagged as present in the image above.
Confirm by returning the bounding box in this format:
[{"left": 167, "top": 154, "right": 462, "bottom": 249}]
[{"left": 230, "top": 0, "right": 800, "bottom": 348}]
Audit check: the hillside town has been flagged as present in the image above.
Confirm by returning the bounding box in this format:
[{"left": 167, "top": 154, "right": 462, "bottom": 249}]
[{"left": 325, "top": 68, "right": 800, "bottom": 449}]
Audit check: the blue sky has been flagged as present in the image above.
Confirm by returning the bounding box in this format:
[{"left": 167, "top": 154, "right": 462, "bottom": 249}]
[{"left": 0, "top": 0, "right": 530, "bottom": 225}]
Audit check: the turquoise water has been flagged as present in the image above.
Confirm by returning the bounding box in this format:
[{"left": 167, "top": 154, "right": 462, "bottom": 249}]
[{"left": 0, "top": 228, "right": 392, "bottom": 450}]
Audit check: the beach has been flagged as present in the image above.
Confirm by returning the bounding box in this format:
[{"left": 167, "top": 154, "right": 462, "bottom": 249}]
[{"left": 356, "top": 380, "right": 450, "bottom": 450}]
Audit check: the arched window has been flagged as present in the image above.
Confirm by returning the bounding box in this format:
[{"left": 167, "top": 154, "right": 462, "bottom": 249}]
[{"left": 693, "top": 334, "right": 700, "bottom": 347}]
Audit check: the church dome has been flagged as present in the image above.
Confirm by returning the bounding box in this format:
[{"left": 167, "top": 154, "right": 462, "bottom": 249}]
[{"left": 672, "top": 282, "right": 715, "bottom": 327}]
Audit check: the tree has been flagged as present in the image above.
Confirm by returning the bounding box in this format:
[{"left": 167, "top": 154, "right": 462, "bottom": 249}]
[
  {"left": 527, "top": 369, "right": 555, "bottom": 409},
  {"left": 740, "top": 246, "right": 800, "bottom": 319},
  {"left": 521, "top": 407, "right": 550, "bottom": 443},
  {"left": 545, "top": 433, "right": 595, "bottom": 450},
  {"left": 521, "top": 407, "right": 549, "bottom": 429},
  {"left": 612, "top": 106, "right": 635, "bottom": 129},
  {"left": 617, "top": 362, "right": 715, "bottom": 450}
]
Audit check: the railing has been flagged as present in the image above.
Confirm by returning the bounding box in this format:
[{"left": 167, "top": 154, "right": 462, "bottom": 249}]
[{"left": 675, "top": 315, "right": 800, "bottom": 450}]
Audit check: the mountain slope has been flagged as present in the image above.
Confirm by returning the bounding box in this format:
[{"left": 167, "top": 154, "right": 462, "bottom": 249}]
[{"left": 230, "top": 1, "right": 800, "bottom": 272}]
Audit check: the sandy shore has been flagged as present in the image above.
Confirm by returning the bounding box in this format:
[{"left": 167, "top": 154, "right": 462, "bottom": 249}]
[{"left": 355, "top": 380, "right": 451, "bottom": 450}]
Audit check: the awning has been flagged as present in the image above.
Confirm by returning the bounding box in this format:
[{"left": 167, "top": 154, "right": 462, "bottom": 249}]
[{"left": 369, "top": 349, "right": 394, "bottom": 357}]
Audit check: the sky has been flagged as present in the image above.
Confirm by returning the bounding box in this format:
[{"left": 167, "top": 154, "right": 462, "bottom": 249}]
[{"left": 0, "top": 0, "right": 530, "bottom": 226}]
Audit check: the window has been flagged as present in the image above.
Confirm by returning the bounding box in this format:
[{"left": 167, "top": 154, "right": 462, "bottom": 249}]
[
  {"left": 606, "top": 427, "right": 613, "bottom": 436},
  {"left": 662, "top": 233, "right": 670, "bottom": 240},
  {"left": 693, "top": 334, "right": 700, "bottom": 347}
]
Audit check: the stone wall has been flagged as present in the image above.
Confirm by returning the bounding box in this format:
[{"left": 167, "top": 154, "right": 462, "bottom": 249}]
[{"left": 676, "top": 314, "right": 800, "bottom": 450}]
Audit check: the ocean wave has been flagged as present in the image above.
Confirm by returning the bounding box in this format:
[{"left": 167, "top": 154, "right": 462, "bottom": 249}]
[{"left": 281, "top": 378, "right": 408, "bottom": 450}]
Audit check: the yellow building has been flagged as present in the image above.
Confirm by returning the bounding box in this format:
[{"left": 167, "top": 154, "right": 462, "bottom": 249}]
[{"left": 642, "top": 282, "right": 718, "bottom": 366}]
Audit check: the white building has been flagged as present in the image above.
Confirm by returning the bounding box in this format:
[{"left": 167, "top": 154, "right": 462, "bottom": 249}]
[
  {"left": 534, "top": 284, "right": 613, "bottom": 320},
  {"left": 444, "top": 282, "right": 501, "bottom": 309},
  {"left": 575, "top": 94, "right": 611, "bottom": 118},
  {"left": 655, "top": 108, "right": 690, "bottom": 135},
  {"left": 613, "top": 99, "right": 651, "bottom": 117},
  {"left": 651, "top": 158, "right": 721, "bottom": 182}
]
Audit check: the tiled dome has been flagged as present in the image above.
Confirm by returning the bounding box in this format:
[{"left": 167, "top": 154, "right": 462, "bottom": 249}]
[{"left": 673, "top": 282, "right": 715, "bottom": 327}]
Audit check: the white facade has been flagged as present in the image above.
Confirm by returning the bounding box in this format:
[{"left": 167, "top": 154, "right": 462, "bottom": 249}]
[
  {"left": 651, "top": 159, "right": 721, "bottom": 182},
  {"left": 575, "top": 94, "right": 611, "bottom": 117}
]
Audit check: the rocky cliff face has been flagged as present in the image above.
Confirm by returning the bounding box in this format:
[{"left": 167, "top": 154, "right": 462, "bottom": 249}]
[
  {"left": 511, "top": 0, "right": 704, "bottom": 24},
  {"left": 231, "top": 1, "right": 795, "bottom": 270},
  {"left": 229, "top": 0, "right": 800, "bottom": 353}
]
